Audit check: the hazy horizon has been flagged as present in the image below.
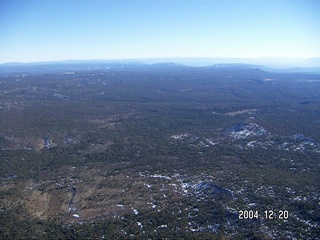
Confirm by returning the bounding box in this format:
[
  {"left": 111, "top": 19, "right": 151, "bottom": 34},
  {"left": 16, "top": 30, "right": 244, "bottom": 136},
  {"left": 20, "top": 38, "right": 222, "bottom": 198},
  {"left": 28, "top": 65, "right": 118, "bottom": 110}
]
[
  {"left": 1, "top": 0, "right": 320, "bottom": 63},
  {"left": 2, "top": 56, "right": 320, "bottom": 69}
]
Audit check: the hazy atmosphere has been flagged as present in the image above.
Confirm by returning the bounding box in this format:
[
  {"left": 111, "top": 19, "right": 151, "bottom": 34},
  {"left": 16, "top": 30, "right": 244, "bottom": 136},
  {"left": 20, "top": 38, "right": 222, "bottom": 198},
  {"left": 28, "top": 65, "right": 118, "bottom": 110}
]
[
  {"left": 1, "top": 0, "right": 320, "bottom": 63},
  {"left": 1, "top": 1, "right": 320, "bottom": 239}
]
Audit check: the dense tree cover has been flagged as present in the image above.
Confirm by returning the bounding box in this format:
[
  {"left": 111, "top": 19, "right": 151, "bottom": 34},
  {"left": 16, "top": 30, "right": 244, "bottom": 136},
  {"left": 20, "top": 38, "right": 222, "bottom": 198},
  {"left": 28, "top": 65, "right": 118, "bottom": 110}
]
[{"left": 0, "top": 65, "right": 319, "bottom": 238}]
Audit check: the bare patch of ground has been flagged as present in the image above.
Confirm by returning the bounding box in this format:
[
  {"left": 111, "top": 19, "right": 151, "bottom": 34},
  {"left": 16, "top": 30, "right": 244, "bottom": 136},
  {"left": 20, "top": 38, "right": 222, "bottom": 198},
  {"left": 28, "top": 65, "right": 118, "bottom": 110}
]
[
  {"left": 225, "top": 109, "right": 257, "bottom": 116},
  {"left": 11, "top": 164, "right": 185, "bottom": 224}
]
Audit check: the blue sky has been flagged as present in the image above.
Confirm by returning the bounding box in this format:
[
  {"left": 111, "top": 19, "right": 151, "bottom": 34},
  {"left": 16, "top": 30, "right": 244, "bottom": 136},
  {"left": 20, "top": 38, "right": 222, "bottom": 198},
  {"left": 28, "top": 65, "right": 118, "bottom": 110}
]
[{"left": 0, "top": 0, "right": 319, "bottom": 63}]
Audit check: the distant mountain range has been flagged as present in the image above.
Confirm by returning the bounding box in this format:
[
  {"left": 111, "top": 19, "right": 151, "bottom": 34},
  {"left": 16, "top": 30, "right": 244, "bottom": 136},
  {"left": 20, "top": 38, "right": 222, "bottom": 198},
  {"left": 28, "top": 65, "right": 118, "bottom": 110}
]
[
  {"left": 1, "top": 57, "right": 320, "bottom": 74},
  {"left": 138, "top": 57, "right": 320, "bottom": 68}
]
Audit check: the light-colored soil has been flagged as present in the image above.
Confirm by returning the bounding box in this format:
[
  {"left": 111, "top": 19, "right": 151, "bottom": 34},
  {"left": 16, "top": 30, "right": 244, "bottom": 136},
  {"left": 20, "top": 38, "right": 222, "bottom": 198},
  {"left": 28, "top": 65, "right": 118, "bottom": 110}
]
[{"left": 6, "top": 164, "right": 184, "bottom": 224}]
